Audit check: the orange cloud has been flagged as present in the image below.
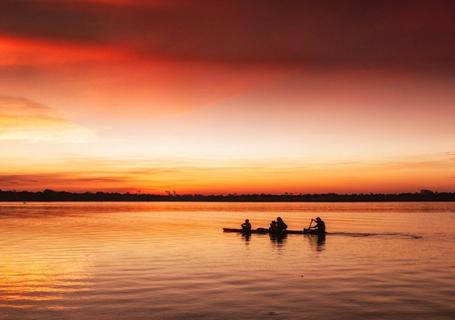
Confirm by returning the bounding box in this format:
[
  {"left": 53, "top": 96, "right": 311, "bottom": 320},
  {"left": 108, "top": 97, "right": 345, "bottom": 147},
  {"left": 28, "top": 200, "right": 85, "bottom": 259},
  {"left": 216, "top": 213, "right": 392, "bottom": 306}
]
[
  {"left": 0, "top": 96, "right": 93, "bottom": 142},
  {"left": 0, "top": 36, "right": 131, "bottom": 66},
  {"left": 1, "top": 154, "right": 453, "bottom": 193}
]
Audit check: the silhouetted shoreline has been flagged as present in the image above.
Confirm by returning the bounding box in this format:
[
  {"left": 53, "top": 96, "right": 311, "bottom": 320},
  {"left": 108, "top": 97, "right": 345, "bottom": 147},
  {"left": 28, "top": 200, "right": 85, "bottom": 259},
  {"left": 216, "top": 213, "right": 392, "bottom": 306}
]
[{"left": 0, "top": 189, "right": 454, "bottom": 202}]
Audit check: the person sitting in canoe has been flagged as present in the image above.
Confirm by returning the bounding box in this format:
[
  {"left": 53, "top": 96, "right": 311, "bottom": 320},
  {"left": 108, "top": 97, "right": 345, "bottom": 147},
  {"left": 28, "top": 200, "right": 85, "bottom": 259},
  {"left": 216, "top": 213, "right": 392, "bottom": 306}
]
[
  {"left": 276, "top": 217, "right": 288, "bottom": 233},
  {"left": 241, "top": 219, "right": 252, "bottom": 233},
  {"left": 309, "top": 217, "right": 326, "bottom": 236},
  {"left": 269, "top": 220, "right": 278, "bottom": 232}
]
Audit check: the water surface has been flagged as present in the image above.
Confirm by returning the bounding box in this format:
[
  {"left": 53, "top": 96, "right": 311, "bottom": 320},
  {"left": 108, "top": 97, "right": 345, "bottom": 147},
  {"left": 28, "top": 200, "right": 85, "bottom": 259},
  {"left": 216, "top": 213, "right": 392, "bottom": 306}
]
[{"left": 1, "top": 202, "right": 455, "bottom": 319}]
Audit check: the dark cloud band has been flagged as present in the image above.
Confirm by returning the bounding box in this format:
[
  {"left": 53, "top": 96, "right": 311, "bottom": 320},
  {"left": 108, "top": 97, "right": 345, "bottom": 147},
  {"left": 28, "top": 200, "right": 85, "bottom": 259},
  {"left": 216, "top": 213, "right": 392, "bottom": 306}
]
[{"left": 1, "top": 0, "right": 455, "bottom": 71}]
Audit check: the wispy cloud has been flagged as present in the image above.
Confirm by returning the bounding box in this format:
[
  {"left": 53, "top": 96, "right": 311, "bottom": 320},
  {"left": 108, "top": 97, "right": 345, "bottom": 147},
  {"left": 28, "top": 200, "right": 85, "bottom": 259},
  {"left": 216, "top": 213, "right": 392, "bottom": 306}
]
[
  {"left": 0, "top": 172, "right": 132, "bottom": 191},
  {"left": 446, "top": 152, "right": 455, "bottom": 161},
  {"left": 1, "top": 153, "right": 454, "bottom": 194},
  {"left": 0, "top": 96, "right": 94, "bottom": 142}
]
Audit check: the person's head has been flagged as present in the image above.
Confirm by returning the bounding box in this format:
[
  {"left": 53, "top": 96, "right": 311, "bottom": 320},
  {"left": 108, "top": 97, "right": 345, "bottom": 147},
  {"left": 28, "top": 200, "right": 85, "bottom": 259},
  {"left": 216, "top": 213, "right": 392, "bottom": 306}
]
[
  {"left": 315, "top": 217, "right": 321, "bottom": 222},
  {"left": 277, "top": 217, "right": 283, "bottom": 222},
  {"left": 245, "top": 219, "right": 250, "bottom": 223},
  {"left": 271, "top": 220, "right": 276, "bottom": 224}
]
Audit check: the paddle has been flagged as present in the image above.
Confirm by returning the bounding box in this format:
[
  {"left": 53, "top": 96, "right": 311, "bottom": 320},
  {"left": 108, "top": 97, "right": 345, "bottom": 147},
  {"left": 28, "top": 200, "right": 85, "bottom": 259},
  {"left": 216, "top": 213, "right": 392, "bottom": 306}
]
[{"left": 304, "top": 219, "right": 313, "bottom": 233}]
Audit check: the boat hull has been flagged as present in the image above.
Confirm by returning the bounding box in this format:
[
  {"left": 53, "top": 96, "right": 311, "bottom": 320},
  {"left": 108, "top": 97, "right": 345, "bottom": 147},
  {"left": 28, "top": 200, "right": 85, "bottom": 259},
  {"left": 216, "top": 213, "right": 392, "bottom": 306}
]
[{"left": 223, "top": 228, "right": 323, "bottom": 235}]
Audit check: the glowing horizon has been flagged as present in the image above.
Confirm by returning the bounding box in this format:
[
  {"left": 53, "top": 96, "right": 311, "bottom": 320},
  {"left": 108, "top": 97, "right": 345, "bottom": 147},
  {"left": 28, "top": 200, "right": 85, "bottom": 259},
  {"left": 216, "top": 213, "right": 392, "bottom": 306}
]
[{"left": 1, "top": 1, "right": 454, "bottom": 194}]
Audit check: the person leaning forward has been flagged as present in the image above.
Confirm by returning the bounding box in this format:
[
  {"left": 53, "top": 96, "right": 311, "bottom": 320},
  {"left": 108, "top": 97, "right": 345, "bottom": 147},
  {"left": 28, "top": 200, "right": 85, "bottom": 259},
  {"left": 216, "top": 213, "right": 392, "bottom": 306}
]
[{"left": 310, "top": 217, "right": 326, "bottom": 236}]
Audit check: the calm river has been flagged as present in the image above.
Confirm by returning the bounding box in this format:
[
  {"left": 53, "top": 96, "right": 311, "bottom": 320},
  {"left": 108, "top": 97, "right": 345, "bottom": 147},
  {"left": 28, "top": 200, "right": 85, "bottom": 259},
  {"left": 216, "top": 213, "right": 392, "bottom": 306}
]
[{"left": 1, "top": 202, "right": 454, "bottom": 319}]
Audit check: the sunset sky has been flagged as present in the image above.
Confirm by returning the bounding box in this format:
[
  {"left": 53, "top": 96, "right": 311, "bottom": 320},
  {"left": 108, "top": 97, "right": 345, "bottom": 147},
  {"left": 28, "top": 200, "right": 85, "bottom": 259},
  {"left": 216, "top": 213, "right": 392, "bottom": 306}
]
[{"left": 0, "top": 0, "right": 454, "bottom": 194}]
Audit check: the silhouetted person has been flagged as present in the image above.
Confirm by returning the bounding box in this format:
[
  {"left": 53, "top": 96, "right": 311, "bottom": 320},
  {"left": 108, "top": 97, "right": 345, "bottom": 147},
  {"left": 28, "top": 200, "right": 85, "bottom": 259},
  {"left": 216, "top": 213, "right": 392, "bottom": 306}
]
[
  {"left": 310, "top": 217, "right": 326, "bottom": 237},
  {"left": 269, "top": 220, "right": 278, "bottom": 233},
  {"left": 276, "top": 217, "right": 288, "bottom": 233},
  {"left": 241, "top": 219, "right": 252, "bottom": 233}
]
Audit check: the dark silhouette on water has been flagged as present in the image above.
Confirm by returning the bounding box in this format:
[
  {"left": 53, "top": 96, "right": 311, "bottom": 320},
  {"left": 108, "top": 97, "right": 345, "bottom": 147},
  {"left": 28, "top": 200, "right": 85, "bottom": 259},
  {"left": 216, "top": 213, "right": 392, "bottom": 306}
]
[
  {"left": 241, "top": 232, "right": 251, "bottom": 244},
  {"left": 309, "top": 217, "right": 326, "bottom": 238},
  {"left": 276, "top": 217, "right": 288, "bottom": 233},
  {"left": 317, "top": 234, "right": 326, "bottom": 246},
  {"left": 269, "top": 232, "right": 287, "bottom": 246},
  {"left": 0, "top": 189, "right": 454, "bottom": 202},
  {"left": 307, "top": 232, "right": 326, "bottom": 252},
  {"left": 229, "top": 217, "right": 320, "bottom": 238},
  {"left": 269, "top": 220, "right": 278, "bottom": 232},
  {"left": 241, "top": 219, "right": 252, "bottom": 233}
]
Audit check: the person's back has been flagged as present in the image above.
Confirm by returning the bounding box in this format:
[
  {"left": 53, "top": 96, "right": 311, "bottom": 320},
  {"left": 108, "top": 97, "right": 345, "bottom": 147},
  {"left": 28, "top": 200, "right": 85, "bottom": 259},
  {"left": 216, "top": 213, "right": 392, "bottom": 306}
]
[
  {"left": 269, "top": 220, "right": 278, "bottom": 232},
  {"left": 276, "top": 217, "right": 287, "bottom": 232},
  {"left": 315, "top": 217, "right": 326, "bottom": 235}
]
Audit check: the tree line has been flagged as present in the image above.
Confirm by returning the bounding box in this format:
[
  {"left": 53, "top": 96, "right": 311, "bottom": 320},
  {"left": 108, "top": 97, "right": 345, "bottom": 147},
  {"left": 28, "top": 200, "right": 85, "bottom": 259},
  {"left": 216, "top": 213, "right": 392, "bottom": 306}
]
[{"left": 0, "top": 189, "right": 454, "bottom": 202}]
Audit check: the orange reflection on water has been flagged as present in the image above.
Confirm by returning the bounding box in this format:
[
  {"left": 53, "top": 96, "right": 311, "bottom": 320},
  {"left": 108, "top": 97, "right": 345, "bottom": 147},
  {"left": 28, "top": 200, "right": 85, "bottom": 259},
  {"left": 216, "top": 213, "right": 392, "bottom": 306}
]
[{"left": 0, "top": 202, "right": 455, "bottom": 319}]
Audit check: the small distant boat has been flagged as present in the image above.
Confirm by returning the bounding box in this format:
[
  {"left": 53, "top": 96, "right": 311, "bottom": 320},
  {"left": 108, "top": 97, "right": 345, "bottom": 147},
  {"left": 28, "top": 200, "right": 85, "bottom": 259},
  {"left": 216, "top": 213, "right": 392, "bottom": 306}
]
[{"left": 223, "top": 228, "right": 324, "bottom": 235}]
